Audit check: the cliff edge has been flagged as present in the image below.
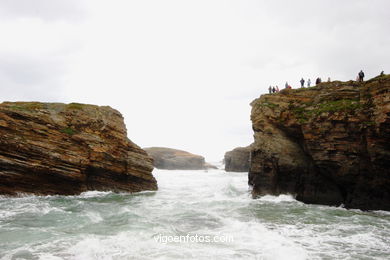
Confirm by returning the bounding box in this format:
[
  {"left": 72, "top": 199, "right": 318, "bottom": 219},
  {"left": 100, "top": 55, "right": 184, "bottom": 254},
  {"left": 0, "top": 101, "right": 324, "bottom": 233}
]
[
  {"left": 249, "top": 75, "right": 390, "bottom": 210},
  {"left": 0, "top": 102, "right": 157, "bottom": 195}
]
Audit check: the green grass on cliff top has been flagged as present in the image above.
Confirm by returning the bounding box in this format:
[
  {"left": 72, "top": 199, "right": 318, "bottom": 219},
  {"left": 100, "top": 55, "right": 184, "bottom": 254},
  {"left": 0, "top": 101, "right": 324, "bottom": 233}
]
[
  {"left": 2, "top": 102, "right": 45, "bottom": 111},
  {"left": 289, "top": 99, "right": 364, "bottom": 123},
  {"left": 0, "top": 102, "right": 109, "bottom": 113},
  {"left": 281, "top": 73, "right": 390, "bottom": 94},
  {"left": 254, "top": 75, "right": 390, "bottom": 123}
]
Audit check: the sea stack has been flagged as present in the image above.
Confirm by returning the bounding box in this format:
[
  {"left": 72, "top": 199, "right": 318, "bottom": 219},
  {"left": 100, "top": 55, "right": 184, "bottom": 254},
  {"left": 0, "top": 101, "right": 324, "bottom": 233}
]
[
  {"left": 249, "top": 75, "right": 390, "bottom": 210},
  {"left": 224, "top": 146, "right": 251, "bottom": 172},
  {"left": 144, "top": 147, "right": 215, "bottom": 170},
  {"left": 0, "top": 102, "right": 157, "bottom": 195}
]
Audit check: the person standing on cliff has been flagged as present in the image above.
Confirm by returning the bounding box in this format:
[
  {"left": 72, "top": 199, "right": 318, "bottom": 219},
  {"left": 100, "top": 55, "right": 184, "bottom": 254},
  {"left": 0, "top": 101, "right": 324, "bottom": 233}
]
[
  {"left": 315, "top": 77, "right": 321, "bottom": 85},
  {"left": 268, "top": 86, "right": 272, "bottom": 94},
  {"left": 272, "top": 86, "right": 276, "bottom": 93},
  {"left": 307, "top": 78, "right": 311, "bottom": 87},
  {"left": 285, "top": 82, "right": 288, "bottom": 89},
  {"left": 300, "top": 78, "right": 305, "bottom": 88},
  {"left": 358, "top": 70, "right": 365, "bottom": 82}
]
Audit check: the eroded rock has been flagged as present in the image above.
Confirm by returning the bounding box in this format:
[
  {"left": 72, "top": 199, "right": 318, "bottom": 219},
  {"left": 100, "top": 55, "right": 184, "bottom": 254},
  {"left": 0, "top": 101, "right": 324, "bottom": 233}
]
[
  {"left": 224, "top": 146, "right": 251, "bottom": 172},
  {"left": 249, "top": 75, "right": 390, "bottom": 210},
  {"left": 144, "top": 147, "right": 214, "bottom": 170},
  {"left": 0, "top": 102, "right": 157, "bottom": 195}
]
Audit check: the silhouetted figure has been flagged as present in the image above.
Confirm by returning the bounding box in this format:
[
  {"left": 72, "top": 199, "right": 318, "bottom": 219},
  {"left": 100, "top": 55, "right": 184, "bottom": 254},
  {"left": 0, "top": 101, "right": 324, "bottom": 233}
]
[
  {"left": 300, "top": 78, "right": 305, "bottom": 88},
  {"left": 268, "top": 86, "right": 272, "bottom": 94},
  {"left": 327, "top": 77, "right": 331, "bottom": 82},
  {"left": 272, "top": 87, "right": 276, "bottom": 93},
  {"left": 285, "top": 82, "right": 288, "bottom": 89},
  {"left": 358, "top": 70, "right": 365, "bottom": 82},
  {"left": 315, "top": 77, "right": 321, "bottom": 85},
  {"left": 307, "top": 78, "right": 311, "bottom": 87},
  {"left": 380, "top": 71, "right": 384, "bottom": 76}
]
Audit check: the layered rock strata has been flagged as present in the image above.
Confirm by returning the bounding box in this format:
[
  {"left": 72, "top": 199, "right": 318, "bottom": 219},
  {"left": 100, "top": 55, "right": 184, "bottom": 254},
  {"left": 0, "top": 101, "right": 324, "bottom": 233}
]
[
  {"left": 0, "top": 102, "right": 157, "bottom": 195},
  {"left": 249, "top": 75, "right": 390, "bottom": 210}
]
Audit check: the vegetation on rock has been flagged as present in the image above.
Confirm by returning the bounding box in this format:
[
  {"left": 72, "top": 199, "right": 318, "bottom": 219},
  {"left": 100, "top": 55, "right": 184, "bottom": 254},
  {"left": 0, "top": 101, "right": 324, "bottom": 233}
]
[
  {"left": 249, "top": 75, "right": 390, "bottom": 210},
  {"left": 0, "top": 102, "right": 157, "bottom": 195}
]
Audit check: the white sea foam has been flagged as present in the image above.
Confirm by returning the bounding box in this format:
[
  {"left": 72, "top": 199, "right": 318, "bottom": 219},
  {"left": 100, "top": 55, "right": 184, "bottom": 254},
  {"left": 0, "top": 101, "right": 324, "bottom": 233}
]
[
  {"left": 257, "top": 194, "right": 298, "bottom": 203},
  {"left": 373, "top": 210, "right": 390, "bottom": 216},
  {"left": 85, "top": 211, "right": 103, "bottom": 223},
  {"left": 0, "top": 169, "right": 389, "bottom": 259},
  {"left": 78, "top": 190, "right": 112, "bottom": 198}
]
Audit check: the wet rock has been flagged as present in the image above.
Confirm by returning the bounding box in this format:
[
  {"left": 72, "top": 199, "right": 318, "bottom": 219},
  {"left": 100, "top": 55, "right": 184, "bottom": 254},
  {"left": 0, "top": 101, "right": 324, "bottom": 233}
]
[
  {"left": 249, "top": 75, "right": 390, "bottom": 210},
  {"left": 0, "top": 102, "right": 157, "bottom": 195}
]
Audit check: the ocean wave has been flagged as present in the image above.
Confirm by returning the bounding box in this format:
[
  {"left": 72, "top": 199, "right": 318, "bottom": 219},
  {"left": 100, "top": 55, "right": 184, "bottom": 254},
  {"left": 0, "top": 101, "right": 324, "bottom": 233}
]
[
  {"left": 77, "top": 190, "right": 113, "bottom": 198},
  {"left": 257, "top": 194, "right": 298, "bottom": 203},
  {"left": 1, "top": 169, "right": 389, "bottom": 259}
]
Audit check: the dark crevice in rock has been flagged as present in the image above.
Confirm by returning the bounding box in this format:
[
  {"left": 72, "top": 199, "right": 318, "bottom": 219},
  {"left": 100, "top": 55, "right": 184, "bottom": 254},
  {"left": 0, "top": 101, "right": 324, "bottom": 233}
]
[{"left": 249, "top": 75, "right": 390, "bottom": 210}]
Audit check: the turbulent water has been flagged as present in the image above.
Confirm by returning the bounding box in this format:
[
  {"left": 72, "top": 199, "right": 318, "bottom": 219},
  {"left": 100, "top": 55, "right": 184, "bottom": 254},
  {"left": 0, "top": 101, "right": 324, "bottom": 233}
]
[{"left": 0, "top": 169, "right": 389, "bottom": 260}]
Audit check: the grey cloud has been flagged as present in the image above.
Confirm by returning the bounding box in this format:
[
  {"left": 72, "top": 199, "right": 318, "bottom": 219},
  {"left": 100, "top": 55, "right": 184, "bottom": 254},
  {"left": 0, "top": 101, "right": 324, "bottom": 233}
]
[
  {"left": 243, "top": 0, "right": 390, "bottom": 80},
  {"left": 261, "top": 0, "right": 390, "bottom": 27},
  {"left": 0, "top": 0, "right": 86, "bottom": 22},
  {"left": 0, "top": 53, "right": 68, "bottom": 101}
]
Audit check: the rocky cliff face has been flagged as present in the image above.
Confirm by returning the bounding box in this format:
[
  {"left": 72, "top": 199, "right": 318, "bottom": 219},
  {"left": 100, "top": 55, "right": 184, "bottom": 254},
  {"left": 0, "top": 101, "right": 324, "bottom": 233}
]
[
  {"left": 144, "top": 147, "right": 213, "bottom": 170},
  {"left": 224, "top": 146, "right": 251, "bottom": 172},
  {"left": 249, "top": 75, "right": 390, "bottom": 210},
  {"left": 0, "top": 102, "right": 157, "bottom": 195}
]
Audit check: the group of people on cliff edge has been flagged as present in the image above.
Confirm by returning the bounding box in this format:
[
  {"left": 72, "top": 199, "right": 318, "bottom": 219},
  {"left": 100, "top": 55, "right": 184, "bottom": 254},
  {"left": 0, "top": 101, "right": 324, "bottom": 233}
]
[
  {"left": 267, "top": 70, "right": 385, "bottom": 95},
  {"left": 296, "top": 77, "right": 328, "bottom": 89},
  {"left": 268, "top": 85, "right": 280, "bottom": 93}
]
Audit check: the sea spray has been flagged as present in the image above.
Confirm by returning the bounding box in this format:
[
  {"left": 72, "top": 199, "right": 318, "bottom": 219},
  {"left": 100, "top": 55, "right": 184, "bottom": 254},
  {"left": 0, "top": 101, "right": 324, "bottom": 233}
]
[{"left": 0, "top": 169, "right": 389, "bottom": 259}]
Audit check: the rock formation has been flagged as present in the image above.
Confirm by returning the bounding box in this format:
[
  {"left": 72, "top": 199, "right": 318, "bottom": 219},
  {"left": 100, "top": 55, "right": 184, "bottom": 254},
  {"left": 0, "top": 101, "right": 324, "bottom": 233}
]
[
  {"left": 249, "top": 75, "right": 390, "bottom": 210},
  {"left": 144, "top": 147, "right": 215, "bottom": 170},
  {"left": 224, "top": 146, "right": 251, "bottom": 172},
  {"left": 0, "top": 102, "right": 157, "bottom": 195}
]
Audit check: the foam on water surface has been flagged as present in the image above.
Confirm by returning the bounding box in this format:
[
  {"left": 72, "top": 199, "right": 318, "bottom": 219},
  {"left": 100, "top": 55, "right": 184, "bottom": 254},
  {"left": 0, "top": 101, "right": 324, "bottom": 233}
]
[{"left": 0, "top": 169, "right": 389, "bottom": 259}]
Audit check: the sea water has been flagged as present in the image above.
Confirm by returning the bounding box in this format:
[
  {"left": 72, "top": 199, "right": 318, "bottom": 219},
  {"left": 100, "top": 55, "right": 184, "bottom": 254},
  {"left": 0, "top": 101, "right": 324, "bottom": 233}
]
[{"left": 0, "top": 169, "right": 389, "bottom": 259}]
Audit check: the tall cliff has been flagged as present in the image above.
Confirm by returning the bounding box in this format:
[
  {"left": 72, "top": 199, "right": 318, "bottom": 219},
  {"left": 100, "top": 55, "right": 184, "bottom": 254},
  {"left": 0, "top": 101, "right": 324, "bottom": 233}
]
[
  {"left": 249, "top": 75, "right": 390, "bottom": 210},
  {"left": 0, "top": 102, "right": 157, "bottom": 195}
]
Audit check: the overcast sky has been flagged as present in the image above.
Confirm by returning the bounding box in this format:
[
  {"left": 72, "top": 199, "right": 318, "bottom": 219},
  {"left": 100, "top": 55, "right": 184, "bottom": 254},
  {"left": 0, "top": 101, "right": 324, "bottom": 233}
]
[{"left": 1, "top": 0, "right": 389, "bottom": 161}]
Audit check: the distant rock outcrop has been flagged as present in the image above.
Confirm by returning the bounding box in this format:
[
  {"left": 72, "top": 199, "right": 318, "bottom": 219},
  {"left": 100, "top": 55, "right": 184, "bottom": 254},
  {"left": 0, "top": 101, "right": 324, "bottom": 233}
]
[
  {"left": 144, "top": 147, "right": 214, "bottom": 170},
  {"left": 0, "top": 102, "right": 157, "bottom": 195},
  {"left": 224, "top": 146, "right": 251, "bottom": 172},
  {"left": 249, "top": 75, "right": 390, "bottom": 210}
]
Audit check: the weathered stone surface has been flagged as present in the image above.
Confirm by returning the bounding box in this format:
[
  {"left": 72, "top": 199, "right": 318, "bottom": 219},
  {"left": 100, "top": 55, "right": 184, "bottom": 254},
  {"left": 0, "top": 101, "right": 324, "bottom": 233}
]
[
  {"left": 0, "top": 102, "right": 157, "bottom": 195},
  {"left": 224, "top": 146, "right": 251, "bottom": 172},
  {"left": 249, "top": 75, "right": 390, "bottom": 210},
  {"left": 144, "top": 147, "right": 214, "bottom": 170}
]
